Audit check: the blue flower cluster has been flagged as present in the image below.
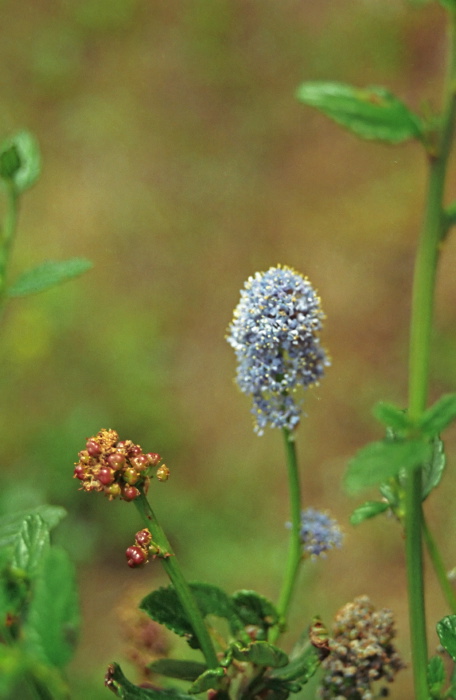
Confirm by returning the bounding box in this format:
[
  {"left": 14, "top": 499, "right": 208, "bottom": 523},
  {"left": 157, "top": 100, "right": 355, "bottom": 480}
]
[
  {"left": 226, "top": 265, "right": 329, "bottom": 434},
  {"left": 297, "top": 507, "right": 343, "bottom": 559}
]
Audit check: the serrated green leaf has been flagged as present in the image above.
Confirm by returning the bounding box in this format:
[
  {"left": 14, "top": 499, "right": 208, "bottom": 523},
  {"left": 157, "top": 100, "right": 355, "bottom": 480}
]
[
  {"left": 0, "top": 131, "right": 41, "bottom": 192},
  {"left": 296, "top": 82, "right": 423, "bottom": 144},
  {"left": 7, "top": 258, "right": 93, "bottom": 298},
  {"left": 105, "top": 663, "right": 195, "bottom": 699},
  {"left": 427, "top": 655, "right": 445, "bottom": 695},
  {"left": 188, "top": 667, "right": 225, "bottom": 694},
  {"left": 269, "top": 642, "right": 321, "bottom": 683},
  {"left": 231, "top": 590, "right": 279, "bottom": 635},
  {"left": 350, "top": 500, "right": 390, "bottom": 525},
  {"left": 437, "top": 615, "right": 456, "bottom": 662},
  {"left": 372, "top": 402, "right": 410, "bottom": 432},
  {"left": 149, "top": 659, "right": 207, "bottom": 682},
  {"left": 419, "top": 394, "right": 456, "bottom": 437},
  {"left": 0, "top": 505, "right": 66, "bottom": 550},
  {"left": 140, "top": 583, "right": 245, "bottom": 649},
  {"left": 24, "top": 546, "right": 79, "bottom": 668},
  {"left": 345, "top": 438, "right": 432, "bottom": 494},
  {"left": 231, "top": 641, "right": 288, "bottom": 668},
  {"left": 421, "top": 438, "right": 446, "bottom": 500},
  {"left": 12, "top": 513, "right": 50, "bottom": 577}
]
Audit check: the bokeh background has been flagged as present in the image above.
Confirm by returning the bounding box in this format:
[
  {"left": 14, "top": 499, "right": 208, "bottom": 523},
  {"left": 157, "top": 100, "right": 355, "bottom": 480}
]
[{"left": 1, "top": 0, "right": 456, "bottom": 697}]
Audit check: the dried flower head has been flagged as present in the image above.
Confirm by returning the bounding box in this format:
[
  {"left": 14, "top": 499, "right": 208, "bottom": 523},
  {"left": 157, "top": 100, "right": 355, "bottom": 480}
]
[
  {"left": 318, "top": 596, "right": 405, "bottom": 699},
  {"left": 73, "top": 429, "right": 167, "bottom": 501},
  {"left": 226, "top": 265, "right": 329, "bottom": 435},
  {"left": 296, "top": 507, "right": 344, "bottom": 559}
]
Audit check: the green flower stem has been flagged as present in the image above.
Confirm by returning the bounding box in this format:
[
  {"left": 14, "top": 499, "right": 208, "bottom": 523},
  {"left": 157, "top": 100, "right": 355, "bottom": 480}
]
[
  {"left": 423, "top": 515, "right": 456, "bottom": 615},
  {"left": 0, "top": 181, "right": 19, "bottom": 303},
  {"left": 135, "top": 490, "right": 218, "bottom": 669},
  {"left": 269, "top": 428, "right": 302, "bottom": 644},
  {"left": 405, "top": 10, "right": 456, "bottom": 700}
]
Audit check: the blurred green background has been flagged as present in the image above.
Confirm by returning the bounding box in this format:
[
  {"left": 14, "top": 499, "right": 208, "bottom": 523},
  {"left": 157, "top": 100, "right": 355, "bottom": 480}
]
[{"left": 1, "top": 0, "right": 456, "bottom": 697}]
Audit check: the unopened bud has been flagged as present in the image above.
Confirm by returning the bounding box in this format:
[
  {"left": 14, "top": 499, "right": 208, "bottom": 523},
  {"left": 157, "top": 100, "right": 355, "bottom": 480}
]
[
  {"left": 156, "top": 464, "right": 170, "bottom": 481},
  {"left": 125, "top": 546, "right": 147, "bottom": 568}
]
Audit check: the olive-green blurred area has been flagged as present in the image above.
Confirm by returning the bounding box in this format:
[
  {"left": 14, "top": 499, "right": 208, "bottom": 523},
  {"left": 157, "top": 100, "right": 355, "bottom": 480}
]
[{"left": 1, "top": 0, "right": 456, "bottom": 697}]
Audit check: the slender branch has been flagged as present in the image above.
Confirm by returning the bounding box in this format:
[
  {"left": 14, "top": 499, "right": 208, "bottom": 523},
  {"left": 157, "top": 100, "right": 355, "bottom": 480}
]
[
  {"left": 134, "top": 491, "right": 218, "bottom": 669},
  {"left": 269, "top": 428, "right": 302, "bottom": 644},
  {"left": 405, "top": 10, "right": 456, "bottom": 700},
  {"left": 423, "top": 515, "right": 456, "bottom": 614}
]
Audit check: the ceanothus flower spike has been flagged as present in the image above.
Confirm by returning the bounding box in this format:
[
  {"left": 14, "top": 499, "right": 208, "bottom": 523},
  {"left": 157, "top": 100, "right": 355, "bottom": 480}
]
[{"left": 226, "top": 265, "right": 329, "bottom": 435}]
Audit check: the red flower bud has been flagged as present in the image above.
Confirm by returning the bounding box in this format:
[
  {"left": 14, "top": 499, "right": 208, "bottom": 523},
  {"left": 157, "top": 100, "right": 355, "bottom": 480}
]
[
  {"left": 107, "top": 453, "right": 126, "bottom": 470},
  {"left": 135, "top": 529, "right": 152, "bottom": 547},
  {"left": 97, "top": 467, "right": 114, "bottom": 485},
  {"left": 74, "top": 465, "right": 86, "bottom": 480},
  {"left": 131, "top": 454, "right": 149, "bottom": 470},
  {"left": 147, "top": 453, "right": 161, "bottom": 466},
  {"left": 122, "top": 486, "right": 140, "bottom": 502},
  {"left": 86, "top": 439, "right": 101, "bottom": 456},
  {"left": 125, "top": 545, "right": 147, "bottom": 568}
]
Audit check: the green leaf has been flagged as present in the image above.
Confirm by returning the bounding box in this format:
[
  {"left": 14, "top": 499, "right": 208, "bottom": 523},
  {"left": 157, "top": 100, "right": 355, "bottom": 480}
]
[
  {"left": 231, "top": 590, "right": 279, "bottom": 635},
  {"left": 349, "top": 500, "right": 389, "bottom": 525},
  {"left": 372, "top": 402, "right": 410, "bottom": 432},
  {"left": 0, "top": 505, "right": 66, "bottom": 550},
  {"left": 269, "top": 643, "right": 321, "bottom": 683},
  {"left": 438, "top": 0, "right": 456, "bottom": 10},
  {"left": 12, "top": 513, "right": 50, "bottom": 577},
  {"left": 140, "top": 583, "right": 245, "bottom": 649},
  {"left": 231, "top": 641, "right": 288, "bottom": 668},
  {"left": 419, "top": 394, "right": 456, "bottom": 437},
  {"left": 296, "top": 82, "right": 423, "bottom": 144},
  {"left": 421, "top": 437, "right": 446, "bottom": 500},
  {"left": 105, "top": 663, "right": 195, "bottom": 699},
  {"left": 345, "top": 438, "right": 432, "bottom": 494},
  {"left": 427, "top": 655, "right": 445, "bottom": 696},
  {"left": 149, "top": 659, "right": 207, "bottom": 682},
  {"left": 24, "top": 546, "right": 79, "bottom": 668},
  {"left": 0, "top": 131, "right": 41, "bottom": 192},
  {"left": 188, "top": 668, "right": 226, "bottom": 694},
  {"left": 7, "top": 258, "right": 93, "bottom": 298},
  {"left": 437, "top": 615, "right": 456, "bottom": 662},
  {"left": 0, "top": 645, "right": 25, "bottom": 697}
]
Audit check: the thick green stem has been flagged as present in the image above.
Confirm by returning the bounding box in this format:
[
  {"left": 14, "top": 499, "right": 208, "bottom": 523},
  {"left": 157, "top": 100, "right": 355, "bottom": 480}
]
[
  {"left": 134, "top": 491, "right": 218, "bottom": 669},
  {"left": 405, "top": 10, "right": 456, "bottom": 700},
  {"left": 423, "top": 516, "right": 456, "bottom": 615},
  {"left": 269, "top": 428, "right": 302, "bottom": 644}
]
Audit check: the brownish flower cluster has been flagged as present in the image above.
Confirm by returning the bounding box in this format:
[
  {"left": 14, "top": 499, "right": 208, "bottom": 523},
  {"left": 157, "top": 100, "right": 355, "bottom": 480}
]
[
  {"left": 74, "top": 429, "right": 169, "bottom": 501},
  {"left": 318, "top": 596, "right": 405, "bottom": 700},
  {"left": 125, "top": 528, "right": 170, "bottom": 568}
]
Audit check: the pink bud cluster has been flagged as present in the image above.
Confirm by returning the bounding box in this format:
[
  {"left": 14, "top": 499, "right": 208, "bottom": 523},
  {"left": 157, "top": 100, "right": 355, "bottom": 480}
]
[
  {"left": 126, "top": 528, "right": 169, "bottom": 568},
  {"left": 73, "top": 429, "right": 169, "bottom": 501}
]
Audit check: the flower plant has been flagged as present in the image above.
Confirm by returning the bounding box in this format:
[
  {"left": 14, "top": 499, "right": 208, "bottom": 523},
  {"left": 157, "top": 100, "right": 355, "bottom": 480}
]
[{"left": 1, "top": 1, "right": 456, "bottom": 699}]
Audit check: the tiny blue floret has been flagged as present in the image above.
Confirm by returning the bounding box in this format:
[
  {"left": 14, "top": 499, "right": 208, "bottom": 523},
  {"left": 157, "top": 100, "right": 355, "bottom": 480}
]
[
  {"left": 226, "top": 265, "right": 329, "bottom": 434},
  {"left": 296, "top": 507, "right": 343, "bottom": 559}
]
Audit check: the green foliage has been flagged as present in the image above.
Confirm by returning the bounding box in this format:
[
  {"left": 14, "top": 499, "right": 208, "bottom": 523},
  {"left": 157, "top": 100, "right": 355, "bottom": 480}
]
[
  {"left": 427, "top": 656, "right": 445, "bottom": 698},
  {"left": 7, "top": 258, "right": 93, "bottom": 298},
  {"left": 187, "top": 667, "right": 226, "bottom": 694},
  {"left": 345, "top": 437, "right": 432, "bottom": 493},
  {"left": 269, "top": 642, "right": 322, "bottom": 684},
  {"left": 230, "top": 641, "right": 288, "bottom": 668},
  {"left": 372, "top": 401, "right": 410, "bottom": 433},
  {"left": 0, "top": 507, "right": 78, "bottom": 698},
  {"left": 230, "top": 590, "right": 280, "bottom": 638},
  {"left": 418, "top": 394, "right": 456, "bottom": 437},
  {"left": 350, "top": 500, "right": 389, "bottom": 525},
  {"left": 295, "top": 82, "right": 423, "bottom": 143},
  {"left": 23, "top": 545, "right": 79, "bottom": 668},
  {"left": 436, "top": 615, "right": 456, "bottom": 661},
  {"left": 420, "top": 437, "right": 446, "bottom": 500},
  {"left": 149, "top": 659, "right": 208, "bottom": 682},
  {"left": 140, "top": 583, "right": 253, "bottom": 648},
  {"left": 106, "top": 663, "right": 195, "bottom": 700},
  {"left": 0, "top": 131, "right": 41, "bottom": 193}
]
